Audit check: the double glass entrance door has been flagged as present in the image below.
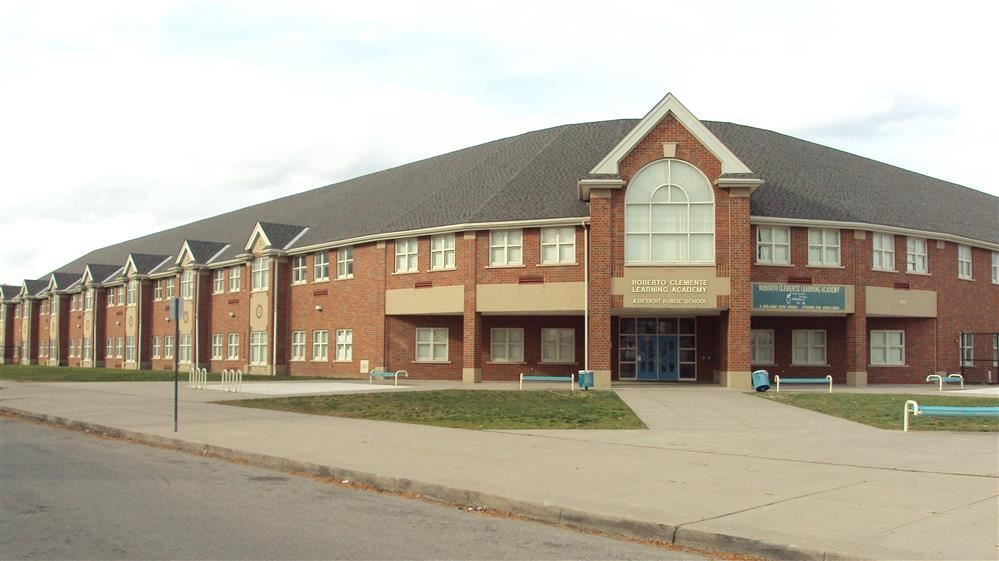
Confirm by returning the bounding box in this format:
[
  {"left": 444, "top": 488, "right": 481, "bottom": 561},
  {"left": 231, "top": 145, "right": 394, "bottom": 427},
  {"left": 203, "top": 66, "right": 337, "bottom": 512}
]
[{"left": 636, "top": 335, "right": 678, "bottom": 381}]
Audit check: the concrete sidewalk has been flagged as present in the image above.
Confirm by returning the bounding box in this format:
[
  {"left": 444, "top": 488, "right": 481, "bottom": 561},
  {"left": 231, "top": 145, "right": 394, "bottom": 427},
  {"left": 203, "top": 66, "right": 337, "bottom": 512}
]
[{"left": 1, "top": 381, "right": 996, "bottom": 561}]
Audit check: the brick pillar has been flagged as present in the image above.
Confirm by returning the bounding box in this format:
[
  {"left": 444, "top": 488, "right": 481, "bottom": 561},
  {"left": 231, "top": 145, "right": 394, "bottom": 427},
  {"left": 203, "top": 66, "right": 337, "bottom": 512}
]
[
  {"left": 722, "top": 190, "right": 752, "bottom": 389},
  {"left": 588, "top": 192, "right": 613, "bottom": 388},
  {"left": 847, "top": 230, "right": 868, "bottom": 386},
  {"left": 461, "top": 231, "right": 481, "bottom": 383}
]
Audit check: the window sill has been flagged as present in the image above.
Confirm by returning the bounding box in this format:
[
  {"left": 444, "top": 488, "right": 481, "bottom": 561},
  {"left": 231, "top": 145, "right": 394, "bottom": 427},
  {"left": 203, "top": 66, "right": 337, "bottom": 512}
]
[
  {"left": 311, "top": 359, "right": 328, "bottom": 362},
  {"left": 789, "top": 364, "right": 830, "bottom": 367},
  {"left": 334, "top": 359, "right": 352, "bottom": 363},
  {"left": 487, "top": 361, "right": 526, "bottom": 365},
  {"left": 290, "top": 281, "right": 308, "bottom": 287},
  {"left": 958, "top": 276, "right": 974, "bottom": 282},
  {"left": 869, "top": 364, "right": 909, "bottom": 368},
  {"left": 754, "top": 262, "right": 793, "bottom": 267},
  {"left": 392, "top": 270, "right": 420, "bottom": 276},
  {"left": 290, "top": 358, "right": 305, "bottom": 362},
  {"left": 540, "top": 361, "right": 577, "bottom": 365},
  {"left": 250, "top": 289, "right": 268, "bottom": 293},
  {"left": 871, "top": 268, "right": 897, "bottom": 273},
  {"left": 426, "top": 267, "right": 458, "bottom": 273},
  {"left": 905, "top": 270, "right": 930, "bottom": 276},
  {"left": 485, "top": 264, "right": 526, "bottom": 269},
  {"left": 334, "top": 276, "right": 354, "bottom": 281},
  {"left": 537, "top": 262, "right": 577, "bottom": 267},
  {"left": 313, "top": 279, "right": 330, "bottom": 284},
  {"left": 805, "top": 265, "right": 844, "bottom": 269},
  {"left": 624, "top": 262, "right": 716, "bottom": 267},
  {"left": 413, "top": 360, "right": 451, "bottom": 364}
]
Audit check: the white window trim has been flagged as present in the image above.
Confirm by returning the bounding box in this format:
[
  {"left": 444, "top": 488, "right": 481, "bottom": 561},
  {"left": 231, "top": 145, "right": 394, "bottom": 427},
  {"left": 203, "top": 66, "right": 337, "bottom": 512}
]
[
  {"left": 251, "top": 258, "right": 269, "bottom": 291},
  {"left": 756, "top": 226, "right": 790, "bottom": 266},
  {"left": 212, "top": 270, "right": 225, "bottom": 294},
  {"left": 290, "top": 331, "right": 306, "bottom": 361},
  {"left": 415, "top": 327, "right": 449, "bottom": 362},
  {"left": 992, "top": 251, "right": 999, "bottom": 284},
  {"left": 181, "top": 270, "right": 195, "bottom": 300},
  {"left": 872, "top": 233, "right": 896, "bottom": 272},
  {"left": 395, "top": 238, "right": 419, "bottom": 273},
  {"left": 250, "top": 331, "right": 267, "bottom": 365},
  {"left": 430, "top": 234, "right": 457, "bottom": 271},
  {"left": 870, "top": 330, "right": 905, "bottom": 366},
  {"left": 178, "top": 335, "right": 192, "bottom": 364},
  {"left": 292, "top": 255, "right": 308, "bottom": 285},
  {"left": 336, "top": 247, "right": 354, "bottom": 279},
  {"left": 957, "top": 245, "right": 973, "bottom": 280},
  {"left": 152, "top": 336, "right": 161, "bottom": 359},
  {"left": 335, "top": 329, "right": 352, "bottom": 362},
  {"left": 807, "top": 229, "right": 841, "bottom": 267},
  {"left": 540, "top": 227, "right": 576, "bottom": 265},
  {"left": 489, "top": 229, "right": 523, "bottom": 267},
  {"left": 540, "top": 328, "right": 575, "bottom": 364},
  {"left": 312, "top": 330, "right": 328, "bottom": 361},
  {"left": 164, "top": 336, "right": 174, "bottom": 359},
  {"left": 960, "top": 333, "right": 974, "bottom": 367},
  {"left": 211, "top": 334, "right": 224, "bottom": 360},
  {"left": 791, "top": 329, "right": 827, "bottom": 366},
  {"left": 751, "top": 329, "right": 775, "bottom": 365},
  {"left": 906, "top": 237, "right": 928, "bottom": 274},
  {"left": 313, "top": 252, "right": 329, "bottom": 282},
  {"left": 227, "top": 333, "right": 240, "bottom": 360},
  {"left": 489, "top": 328, "right": 524, "bottom": 363},
  {"left": 228, "top": 266, "right": 242, "bottom": 292}
]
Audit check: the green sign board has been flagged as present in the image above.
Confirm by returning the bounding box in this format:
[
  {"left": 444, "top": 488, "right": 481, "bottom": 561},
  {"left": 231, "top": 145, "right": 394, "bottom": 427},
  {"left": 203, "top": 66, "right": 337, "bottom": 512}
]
[{"left": 752, "top": 283, "right": 846, "bottom": 312}]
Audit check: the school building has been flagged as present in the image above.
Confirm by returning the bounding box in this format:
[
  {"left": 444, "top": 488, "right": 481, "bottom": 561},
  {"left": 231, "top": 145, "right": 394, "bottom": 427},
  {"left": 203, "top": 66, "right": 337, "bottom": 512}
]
[{"left": 2, "top": 94, "right": 997, "bottom": 389}]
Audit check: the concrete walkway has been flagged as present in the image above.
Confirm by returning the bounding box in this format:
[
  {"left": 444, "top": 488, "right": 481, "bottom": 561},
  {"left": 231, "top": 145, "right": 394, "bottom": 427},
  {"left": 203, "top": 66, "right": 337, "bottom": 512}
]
[{"left": 1, "top": 381, "right": 996, "bottom": 561}]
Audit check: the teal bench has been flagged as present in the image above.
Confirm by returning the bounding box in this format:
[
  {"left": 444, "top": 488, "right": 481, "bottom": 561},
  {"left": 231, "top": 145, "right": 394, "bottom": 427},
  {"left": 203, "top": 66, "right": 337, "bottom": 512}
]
[
  {"left": 903, "top": 400, "right": 999, "bottom": 431},
  {"left": 926, "top": 373, "right": 964, "bottom": 391},
  {"left": 519, "top": 373, "right": 575, "bottom": 391},
  {"left": 368, "top": 369, "right": 408, "bottom": 386},
  {"left": 774, "top": 374, "right": 832, "bottom": 393}
]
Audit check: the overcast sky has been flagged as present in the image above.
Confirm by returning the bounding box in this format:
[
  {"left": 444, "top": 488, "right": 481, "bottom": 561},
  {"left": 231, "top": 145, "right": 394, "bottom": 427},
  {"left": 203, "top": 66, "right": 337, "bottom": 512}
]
[{"left": 2, "top": 1, "right": 997, "bottom": 285}]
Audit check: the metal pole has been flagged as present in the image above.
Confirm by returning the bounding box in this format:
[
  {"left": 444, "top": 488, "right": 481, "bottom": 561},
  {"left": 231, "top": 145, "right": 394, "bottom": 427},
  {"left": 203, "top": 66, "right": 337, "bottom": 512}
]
[{"left": 172, "top": 297, "right": 180, "bottom": 432}]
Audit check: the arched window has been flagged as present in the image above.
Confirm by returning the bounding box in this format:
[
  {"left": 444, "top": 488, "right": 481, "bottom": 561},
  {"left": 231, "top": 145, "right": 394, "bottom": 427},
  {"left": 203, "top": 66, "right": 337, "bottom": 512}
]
[{"left": 624, "top": 159, "right": 714, "bottom": 263}]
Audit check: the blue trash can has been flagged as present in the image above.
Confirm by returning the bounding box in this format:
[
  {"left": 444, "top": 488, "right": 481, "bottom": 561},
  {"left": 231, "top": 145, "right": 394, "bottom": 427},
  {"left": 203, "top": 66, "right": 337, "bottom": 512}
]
[
  {"left": 752, "top": 370, "right": 770, "bottom": 392},
  {"left": 578, "top": 370, "right": 594, "bottom": 390}
]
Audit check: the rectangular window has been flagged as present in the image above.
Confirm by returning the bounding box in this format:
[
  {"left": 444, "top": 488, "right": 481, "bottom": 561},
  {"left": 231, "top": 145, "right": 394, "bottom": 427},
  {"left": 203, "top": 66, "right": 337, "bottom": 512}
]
[
  {"left": 290, "top": 331, "right": 306, "bottom": 361},
  {"left": 313, "top": 252, "right": 329, "bottom": 281},
  {"left": 125, "top": 336, "right": 135, "bottom": 362},
  {"left": 336, "top": 329, "right": 352, "bottom": 361},
  {"left": 227, "top": 333, "right": 240, "bottom": 360},
  {"left": 430, "top": 234, "right": 456, "bottom": 270},
  {"left": 312, "top": 330, "right": 328, "bottom": 361},
  {"left": 870, "top": 330, "right": 904, "bottom": 366},
  {"left": 541, "top": 328, "right": 575, "bottom": 363},
  {"left": 489, "top": 229, "right": 523, "bottom": 266},
  {"left": 751, "top": 329, "right": 775, "bottom": 364},
  {"left": 212, "top": 269, "right": 225, "bottom": 293},
  {"left": 993, "top": 252, "right": 999, "bottom": 284},
  {"left": 152, "top": 336, "right": 160, "bottom": 359},
  {"left": 127, "top": 281, "right": 137, "bottom": 305},
  {"left": 960, "top": 333, "right": 974, "bottom": 367},
  {"left": 164, "top": 336, "right": 174, "bottom": 359},
  {"left": 415, "top": 328, "right": 448, "bottom": 362},
  {"left": 756, "top": 226, "right": 790, "bottom": 265},
  {"left": 993, "top": 334, "right": 998, "bottom": 367},
  {"left": 84, "top": 340, "right": 92, "bottom": 360},
  {"left": 292, "top": 255, "right": 307, "bottom": 284},
  {"left": 84, "top": 290, "right": 93, "bottom": 310},
  {"left": 336, "top": 246, "right": 353, "bottom": 279},
  {"left": 906, "top": 237, "right": 928, "bottom": 274},
  {"left": 115, "top": 337, "right": 123, "bottom": 358},
  {"left": 228, "top": 266, "right": 242, "bottom": 292},
  {"left": 181, "top": 270, "right": 194, "bottom": 300},
  {"left": 212, "top": 334, "right": 223, "bottom": 360},
  {"left": 395, "top": 238, "right": 418, "bottom": 273},
  {"left": 250, "top": 331, "right": 267, "bottom": 365},
  {"left": 164, "top": 280, "right": 173, "bottom": 300},
  {"left": 490, "top": 328, "right": 524, "bottom": 363},
  {"left": 807, "top": 229, "right": 840, "bottom": 266},
  {"left": 106, "top": 338, "right": 113, "bottom": 358},
  {"left": 154, "top": 280, "right": 163, "bottom": 301},
  {"left": 872, "top": 233, "right": 895, "bottom": 271},
  {"left": 251, "top": 258, "right": 269, "bottom": 290},
  {"left": 792, "top": 330, "right": 827, "bottom": 365},
  {"left": 541, "top": 227, "right": 575, "bottom": 264},
  {"left": 179, "top": 335, "right": 192, "bottom": 364},
  {"left": 958, "top": 245, "right": 973, "bottom": 279}
]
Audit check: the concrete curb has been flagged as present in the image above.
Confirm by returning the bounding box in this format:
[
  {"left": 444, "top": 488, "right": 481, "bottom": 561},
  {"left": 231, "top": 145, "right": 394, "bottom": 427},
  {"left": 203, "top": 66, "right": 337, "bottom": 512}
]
[{"left": 2, "top": 406, "right": 851, "bottom": 561}]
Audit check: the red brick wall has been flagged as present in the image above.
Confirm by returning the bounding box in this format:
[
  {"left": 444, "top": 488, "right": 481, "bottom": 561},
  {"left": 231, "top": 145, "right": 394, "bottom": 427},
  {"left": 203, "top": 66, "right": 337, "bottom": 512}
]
[
  {"left": 750, "top": 316, "right": 847, "bottom": 383},
  {"left": 386, "top": 315, "right": 462, "bottom": 379},
  {"left": 206, "top": 265, "right": 248, "bottom": 372},
  {"left": 479, "top": 315, "right": 584, "bottom": 381}
]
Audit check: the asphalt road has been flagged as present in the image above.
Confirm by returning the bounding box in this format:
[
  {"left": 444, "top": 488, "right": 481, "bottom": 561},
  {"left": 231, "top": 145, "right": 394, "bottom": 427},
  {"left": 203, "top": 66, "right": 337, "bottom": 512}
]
[{"left": 0, "top": 418, "right": 707, "bottom": 560}]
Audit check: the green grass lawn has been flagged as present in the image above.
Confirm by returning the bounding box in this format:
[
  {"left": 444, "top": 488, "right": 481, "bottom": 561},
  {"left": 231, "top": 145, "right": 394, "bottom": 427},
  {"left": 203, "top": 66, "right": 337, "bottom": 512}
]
[
  {"left": 224, "top": 390, "right": 647, "bottom": 430},
  {"left": 757, "top": 392, "right": 999, "bottom": 432},
  {"left": 0, "top": 364, "right": 329, "bottom": 383}
]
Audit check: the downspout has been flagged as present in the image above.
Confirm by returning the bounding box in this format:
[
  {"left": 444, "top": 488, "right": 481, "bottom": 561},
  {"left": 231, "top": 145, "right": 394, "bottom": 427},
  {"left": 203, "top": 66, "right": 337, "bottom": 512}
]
[
  {"left": 194, "top": 270, "right": 200, "bottom": 369},
  {"left": 583, "top": 220, "right": 589, "bottom": 371},
  {"left": 272, "top": 257, "right": 278, "bottom": 376},
  {"left": 136, "top": 282, "right": 142, "bottom": 370}
]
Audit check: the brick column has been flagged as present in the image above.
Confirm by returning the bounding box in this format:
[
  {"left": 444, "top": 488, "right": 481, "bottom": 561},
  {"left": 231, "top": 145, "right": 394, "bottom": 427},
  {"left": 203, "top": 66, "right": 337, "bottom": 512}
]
[
  {"left": 461, "top": 231, "right": 481, "bottom": 383},
  {"left": 846, "top": 230, "right": 868, "bottom": 386},
  {"left": 588, "top": 192, "right": 613, "bottom": 388},
  {"left": 721, "top": 190, "right": 752, "bottom": 389}
]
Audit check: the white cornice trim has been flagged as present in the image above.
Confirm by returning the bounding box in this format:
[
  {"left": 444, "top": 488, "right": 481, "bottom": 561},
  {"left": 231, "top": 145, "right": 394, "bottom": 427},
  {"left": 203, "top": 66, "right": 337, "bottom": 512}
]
[
  {"left": 577, "top": 179, "right": 626, "bottom": 201},
  {"left": 284, "top": 227, "right": 309, "bottom": 250},
  {"left": 750, "top": 216, "right": 999, "bottom": 251},
  {"left": 590, "top": 93, "right": 753, "bottom": 176},
  {"left": 244, "top": 223, "right": 271, "bottom": 252}
]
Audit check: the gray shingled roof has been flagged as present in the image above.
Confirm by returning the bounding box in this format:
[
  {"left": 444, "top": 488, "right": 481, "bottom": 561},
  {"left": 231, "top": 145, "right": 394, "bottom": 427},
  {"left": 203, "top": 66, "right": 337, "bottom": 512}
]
[
  {"left": 86, "top": 264, "right": 123, "bottom": 284},
  {"left": 49, "top": 272, "right": 81, "bottom": 290},
  {"left": 184, "top": 240, "right": 229, "bottom": 264},
  {"left": 257, "top": 223, "right": 307, "bottom": 251},
  {"left": 129, "top": 254, "right": 172, "bottom": 275},
  {"left": 0, "top": 284, "right": 20, "bottom": 300},
  {"left": 50, "top": 118, "right": 996, "bottom": 277},
  {"left": 24, "top": 279, "right": 48, "bottom": 297}
]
